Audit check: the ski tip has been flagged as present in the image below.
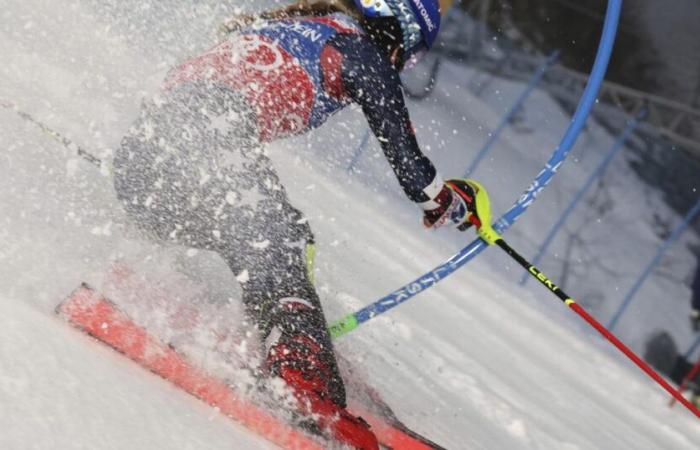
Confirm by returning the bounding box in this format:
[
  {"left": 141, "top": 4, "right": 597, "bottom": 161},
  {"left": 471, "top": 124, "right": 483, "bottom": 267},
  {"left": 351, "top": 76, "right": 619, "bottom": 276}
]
[{"left": 55, "top": 282, "right": 96, "bottom": 317}]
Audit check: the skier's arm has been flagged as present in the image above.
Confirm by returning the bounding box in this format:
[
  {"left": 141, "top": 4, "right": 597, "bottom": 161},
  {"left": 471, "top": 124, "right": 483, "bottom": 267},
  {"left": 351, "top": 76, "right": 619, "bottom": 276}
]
[
  {"left": 332, "top": 36, "right": 443, "bottom": 208},
  {"left": 330, "top": 35, "right": 477, "bottom": 230}
]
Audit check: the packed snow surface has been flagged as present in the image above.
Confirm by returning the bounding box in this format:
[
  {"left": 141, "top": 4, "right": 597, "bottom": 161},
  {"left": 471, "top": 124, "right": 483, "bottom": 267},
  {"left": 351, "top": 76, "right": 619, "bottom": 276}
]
[
  {"left": 1, "top": 1, "right": 699, "bottom": 449},
  {"left": 0, "top": 297, "right": 270, "bottom": 450}
]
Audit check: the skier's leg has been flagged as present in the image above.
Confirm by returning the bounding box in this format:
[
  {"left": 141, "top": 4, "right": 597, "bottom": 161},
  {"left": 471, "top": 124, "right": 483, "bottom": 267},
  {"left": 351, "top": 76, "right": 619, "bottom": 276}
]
[
  {"left": 113, "top": 83, "right": 345, "bottom": 405},
  {"left": 215, "top": 149, "right": 347, "bottom": 407},
  {"left": 232, "top": 204, "right": 377, "bottom": 446}
]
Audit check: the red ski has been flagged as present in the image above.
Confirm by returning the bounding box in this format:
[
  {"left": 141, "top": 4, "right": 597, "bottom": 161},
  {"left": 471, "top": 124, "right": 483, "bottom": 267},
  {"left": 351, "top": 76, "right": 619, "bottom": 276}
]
[{"left": 56, "top": 283, "right": 444, "bottom": 450}]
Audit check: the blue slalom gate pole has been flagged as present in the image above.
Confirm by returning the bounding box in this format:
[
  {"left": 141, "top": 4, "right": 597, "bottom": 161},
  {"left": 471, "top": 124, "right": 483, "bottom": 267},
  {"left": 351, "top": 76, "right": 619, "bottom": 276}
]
[
  {"left": 329, "top": 0, "right": 623, "bottom": 339},
  {"left": 347, "top": 129, "right": 371, "bottom": 173},
  {"left": 608, "top": 198, "right": 700, "bottom": 331},
  {"left": 464, "top": 50, "right": 560, "bottom": 177},
  {"left": 520, "top": 107, "right": 647, "bottom": 285},
  {"left": 684, "top": 334, "right": 700, "bottom": 360}
]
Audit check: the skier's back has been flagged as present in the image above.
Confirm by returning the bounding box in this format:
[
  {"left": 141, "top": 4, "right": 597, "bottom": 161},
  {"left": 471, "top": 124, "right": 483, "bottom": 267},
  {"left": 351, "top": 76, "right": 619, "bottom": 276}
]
[{"left": 113, "top": 1, "right": 476, "bottom": 448}]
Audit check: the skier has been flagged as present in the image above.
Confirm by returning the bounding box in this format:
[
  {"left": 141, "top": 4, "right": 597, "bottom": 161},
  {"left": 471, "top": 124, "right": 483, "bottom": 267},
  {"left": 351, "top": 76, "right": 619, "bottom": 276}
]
[{"left": 113, "top": 0, "right": 480, "bottom": 447}]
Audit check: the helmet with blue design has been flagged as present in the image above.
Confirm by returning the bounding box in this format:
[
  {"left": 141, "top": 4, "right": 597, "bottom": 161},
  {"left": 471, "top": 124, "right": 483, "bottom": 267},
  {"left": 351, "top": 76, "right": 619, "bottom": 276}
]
[{"left": 352, "top": 0, "right": 449, "bottom": 59}]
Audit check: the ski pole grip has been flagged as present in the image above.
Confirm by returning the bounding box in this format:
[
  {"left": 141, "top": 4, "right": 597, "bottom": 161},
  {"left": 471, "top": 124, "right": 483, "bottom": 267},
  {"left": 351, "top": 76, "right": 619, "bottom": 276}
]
[
  {"left": 477, "top": 225, "right": 501, "bottom": 246},
  {"left": 464, "top": 179, "right": 501, "bottom": 245}
]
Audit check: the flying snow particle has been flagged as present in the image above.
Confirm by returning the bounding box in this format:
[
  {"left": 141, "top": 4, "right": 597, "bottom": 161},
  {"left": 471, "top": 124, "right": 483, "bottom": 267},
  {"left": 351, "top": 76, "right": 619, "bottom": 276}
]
[
  {"left": 236, "top": 270, "right": 250, "bottom": 283},
  {"left": 250, "top": 240, "right": 270, "bottom": 250},
  {"left": 90, "top": 222, "right": 113, "bottom": 236}
]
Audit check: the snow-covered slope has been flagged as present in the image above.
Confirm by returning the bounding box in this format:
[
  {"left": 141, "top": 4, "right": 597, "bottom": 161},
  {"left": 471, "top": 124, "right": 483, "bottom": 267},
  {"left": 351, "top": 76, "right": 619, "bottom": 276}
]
[
  {"left": 0, "top": 297, "right": 270, "bottom": 450},
  {"left": 2, "top": 0, "right": 700, "bottom": 449}
]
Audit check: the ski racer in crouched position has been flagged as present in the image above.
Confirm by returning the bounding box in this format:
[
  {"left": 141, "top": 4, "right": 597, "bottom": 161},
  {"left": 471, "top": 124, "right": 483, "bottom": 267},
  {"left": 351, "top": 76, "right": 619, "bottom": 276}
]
[{"left": 114, "top": 0, "right": 485, "bottom": 447}]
